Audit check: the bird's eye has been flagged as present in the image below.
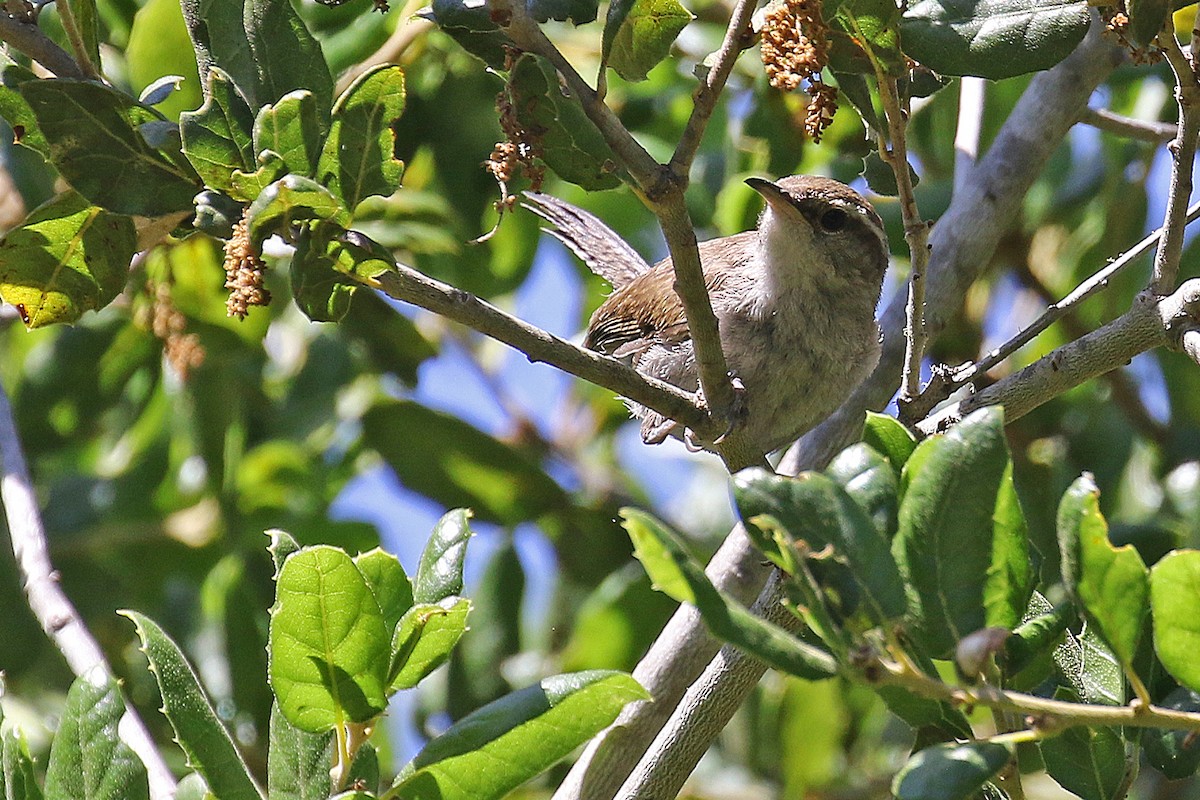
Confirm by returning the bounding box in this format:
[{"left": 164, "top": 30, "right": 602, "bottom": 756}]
[{"left": 819, "top": 208, "right": 847, "bottom": 232}]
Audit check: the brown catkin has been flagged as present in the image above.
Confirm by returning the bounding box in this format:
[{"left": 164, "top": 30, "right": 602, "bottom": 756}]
[
  {"left": 760, "top": 0, "right": 838, "bottom": 142},
  {"left": 223, "top": 211, "right": 271, "bottom": 319},
  {"left": 485, "top": 48, "right": 546, "bottom": 202}
]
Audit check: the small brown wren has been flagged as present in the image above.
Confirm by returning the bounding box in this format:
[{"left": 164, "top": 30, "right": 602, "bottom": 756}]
[{"left": 525, "top": 176, "right": 890, "bottom": 455}]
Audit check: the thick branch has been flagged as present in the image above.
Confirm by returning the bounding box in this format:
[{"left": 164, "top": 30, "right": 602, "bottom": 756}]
[
  {"left": 917, "top": 279, "right": 1200, "bottom": 434},
  {"left": 0, "top": 13, "right": 84, "bottom": 77},
  {"left": 364, "top": 263, "right": 718, "bottom": 439},
  {"left": 0, "top": 382, "right": 176, "bottom": 799},
  {"left": 788, "top": 23, "right": 1125, "bottom": 471}
]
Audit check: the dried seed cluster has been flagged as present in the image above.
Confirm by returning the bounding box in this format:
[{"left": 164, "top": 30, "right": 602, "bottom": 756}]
[
  {"left": 1100, "top": 4, "right": 1163, "bottom": 64},
  {"left": 223, "top": 211, "right": 271, "bottom": 319},
  {"left": 760, "top": 0, "right": 838, "bottom": 141},
  {"left": 148, "top": 281, "right": 205, "bottom": 378},
  {"left": 485, "top": 50, "right": 546, "bottom": 207}
]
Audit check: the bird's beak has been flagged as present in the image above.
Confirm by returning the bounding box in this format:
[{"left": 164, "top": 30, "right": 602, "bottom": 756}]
[{"left": 745, "top": 177, "right": 790, "bottom": 210}]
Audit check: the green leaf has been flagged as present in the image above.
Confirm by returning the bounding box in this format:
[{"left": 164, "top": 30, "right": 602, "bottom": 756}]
[
  {"left": 255, "top": 90, "right": 323, "bottom": 177},
  {"left": 362, "top": 398, "right": 572, "bottom": 526},
  {"left": 0, "top": 60, "right": 49, "bottom": 157},
  {"left": 602, "top": 0, "right": 693, "bottom": 82},
  {"left": 269, "top": 545, "right": 390, "bottom": 732},
  {"left": 245, "top": 0, "right": 334, "bottom": 118},
  {"left": 174, "top": 773, "right": 215, "bottom": 800},
  {"left": 266, "top": 702, "right": 334, "bottom": 800},
  {"left": 419, "top": 0, "right": 513, "bottom": 67},
  {"left": 526, "top": 0, "right": 598, "bottom": 24},
  {"left": 267, "top": 528, "right": 302, "bottom": 578},
  {"left": 1150, "top": 549, "right": 1200, "bottom": 692},
  {"left": 316, "top": 65, "right": 406, "bottom": 210},
  {"left": 831, "top": 0, "right": 905, "bottom": 76},
  {"left": 894, "top": 406, "right": 1011, "bottom": 657},
  {"left": 229, "top": 150, "right": 288, "bottom": 201},
  {"left": 1144, "top": 686, "right": 1200, "bottom": 779},
  {"left": 624, "top": 508, "right": 840, "bottom": 679},
  {"left": 180, "top": 68, "right": 256, "bottom": 193},
  {"left": 392, "top": 672, "right": 648, "bottom": 798},
  {"left": 1127, "top": 0, "right": 1170, "bottom": 46},
  {"left": 900, "top": 0, "right": 1089, "bottom": 79},
  {"left": 862, "top": 148, "right": 919, "bottom": 196},
  {"left": 1039, "top": 690, "right": 1128, "bottom": 800},
  {"left": 892, "top": 741, "right": 1010, "bottom": 800},
  {"left": 507, "top": 54, "right": 621, "bottom": 190},
  {"left": 64, "top": 0, "right": 101, "bottom": 76},
  {"left": 390, "top": 597, "right": 472, "bottom": 690},
  {"left": 245, "top": 175, "right": 350, "bottom": 244},
  {"left": 180, "top": 0, "right": 258, "bottom": 106},
  {"left": 1003, "top": 592, "right": 1074, "bottom": 681},
  {"left": 1058, "top": 474, "right": 1149, "bottom": 673},
  {"left": 826, "top": 442, "right": 899, "bottom": 541},
  {"left": 125, "top": 0, "right": 202, "bottom": 121},
  {"left": 355, "top": 548, "right": 414, "bottom": 639},
  {"left": 415, "top": 508, "right": 473, "bottom": 604},
  {"left": 121, "top": 612, "right": 263, "bottom": 800},
  {"left": 20, "top": 80, "right": 198, "bottom": 215},
  {"left": 44, "top": 667, "right": 149, "bottom": 800},
  {"left": 986, "top": 464, "right": 1033, "bottom": 630},
  {"left": 2, "top": 724, "right": 43, "bottom": 800},
  {"left": 862, "top": 411, "right": 916, "bottom": 479},
  {"left": 734, "top": 468, "right": 907, "bottom": 624},
  {"left": 0, "top": 192, "right": 136, "bottom": 328}
]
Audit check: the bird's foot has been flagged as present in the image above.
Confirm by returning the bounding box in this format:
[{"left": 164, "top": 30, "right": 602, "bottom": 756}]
[{"left": 710, "top": 375, "right": 748, "bottom": 445}]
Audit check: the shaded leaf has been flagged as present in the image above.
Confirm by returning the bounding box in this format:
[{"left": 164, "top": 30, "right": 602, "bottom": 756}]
[
  {"left": 390, "top": 597, "right": 472, "bottom": 690},
  {"left": 267, "top": 703, "right": 333, "bottom": 800},
  {"left": 1126, "top": 0, "right": 1170, "bottom": 46},
  {"left": 862, "top": 411, "right": 916, "bottom": 479},
  {"left": 2, "top": 724, "right": 43, "bottom": 800},
  {"left": 245, "top": 175, "right": 350, "bottom": 244},
  {"left": 602, "top": 0, "right": 693, "bottom": 82},
  {"left": 826, "top": 442, "right": 899, "bottom": 541},
  {"left": 0, "top": 60, "right": 50, "bottom": 158},
  {"left": 245, "top": 0, "right": 334, "bottom": 118},
  {"left": 0, "top": 192, "right": 136, "bottom": 328},
  {"left": 20, "top": 80, "right": 198, "bottom": 215},
  {"left": 43, "top": 668, "right": 148, "bottom": 800},
  {"left": 900, "top": 0, "right": 1089, "bottom": 79},
  {"left": 1040, "top": 690, "right": 1127, "bottom": 800},
  {"left": 392, "top": 672, "right": 648, "bottom": 798},
  {"left": 831, "top": 0, "right": 905, "bottom": 76},
  {"left": 269, "top": 546, "right": 390, "bottom": 732},
  {"left": 180, "top": 0, "right": 257, "bottom": 106},
  {"left": 986, "top": 464, "right": 1033, "bottom": 630},
  {"left": 526, "top": 0, "right": 598, "bottom": 24},
  {"left": 1144, "top": 686, "right": 1200, "bottom": 779},
  {"left": 892, "top": 741, "right": 1010, "bottom": 800},
  {"left": 121, "top": 612, "right": 263, "bottom": 800},
  {"left": 316, "top": 65, "right": 406, "bottom": 210}
]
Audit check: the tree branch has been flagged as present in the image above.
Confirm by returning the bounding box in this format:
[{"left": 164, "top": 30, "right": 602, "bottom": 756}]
[
  {"left": 0, "top": 382, "right": 177, "bottom": 799},
  {"left": 361, "top": 259, "right": 720, "bottom": 440},
  {"left": 1152, "top": 33, "right": 1200, "bottom": 295},
  {"left": 1081, "top": 106, "right": 1176, "bottom": 143},
  {"left": 917, "top": 279, "right": 1200, "bottom": 434},
  {"left": 0, "top": 12, "right": 84, "bottom": 78},
  {"left": 954, "top": 77, "right": 986, "bottom": 195},
  {"left": 788, "top": 22, "right": 1125, "bottom": 471}
]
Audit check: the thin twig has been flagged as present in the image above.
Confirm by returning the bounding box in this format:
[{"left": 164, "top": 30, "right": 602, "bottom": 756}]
[
  {"left": 667, "top": 0, "right": 757, "bottom": 180},
  {"left": 0, "top": 13, "right": 84, "bottom": 77},
  {"left": 359, "top": 260, "right": 719, "bottom": 440},
  {"left": 876, "top": 76, "right": 930, "bottom": 409},
  {"left": 1081, "top": 107, "right": 1176, "bottom": 143},
  {"left": 1152, "top": 33, "right": 1200, "bottom": 295},
  {"left": 52, "top": 0, "right": 99, "bottom": 80},
  {"left": 918, "top": 278, "right": 1200, "bottom": 434},
  {"left": 0, "top": 382, "right": 177, "bottom": 799}
]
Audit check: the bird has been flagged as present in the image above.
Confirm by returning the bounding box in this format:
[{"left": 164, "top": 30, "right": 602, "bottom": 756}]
[{"left": 523, "top": 175, "right": 890, "bottom": 456}]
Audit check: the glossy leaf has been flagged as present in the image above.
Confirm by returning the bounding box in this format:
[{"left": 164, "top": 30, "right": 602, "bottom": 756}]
[
  {"left": 735, "top": 468, "right": 907, "bottom": 624},
  {"left": 180, "top": 68, "right": 256, "bottom": 193},
  {"left": 20, "top": 80, "right": 198, "bottom": 215},
  {"left": 602, "top": 0, "right": 693, "bottom": 82},
  {"left": 269, "top": 546, "right": 390, "bottom": 732},
  {"left": 389, "top": 597, "right": 472, "bottom": 690},
  {"left": 892, "top": 741, "right": 1010, "bottom": 800},
  {"left": 266, "top": 702, "right": 333, "bottom": 800},
  {"left": 391, "top": 672, "right": 648, "bottom": 798},
  {"left": 1058, "top": 474, "right": 1148, "bottom": 672},
  {"left": 254, "top": 90, "right": 323, "bottom": 177},
  {"left": 862, "top": 411, "right": 916, "bottom": 479},
  {"left": 122, "top": 611, "right": 263, "bottom": 800},
  {"left": 1150, "top": 548, "right": 1200, "bottom": 692},
  {"left": 900, "top": 0, "right": 1089, "bottom": 79},
  {"left": 415, "top": 508, "right": 473, "bottom": 604},
  {"left": 0, "top": 192, "right": 136, "bottom": 328},
  {"left": 508, "top": 54, "right": 621, "bottom": 190},
  {"left": 1004, "top": 592, "right": 1073, "bottom": 681},
  {"left": 355, "top": 547, "right": 414, "bottom": 639},
  {"left": 363, "top": 399, "right": 572, "bottom": 526},
  {"left": 893, "top": 407, "right": 1011, "bottom": 657},
  {"left": 43, "top": 667, "right": 149, "bottom": 800},
  {"left": 245, "top": 175, "right": 350, "bottom": 244},
  {"left": 825, "top": 442, "right": 899, "bottom": 541},
  {"left": 987, "top": 464, "right": 1033, "bottom": 630},
  {"left": 316, "top": 65, "right": 406, "bottom": 210},
  {"left": 624, "top": 508, "right": 839, "bottom": 679}
]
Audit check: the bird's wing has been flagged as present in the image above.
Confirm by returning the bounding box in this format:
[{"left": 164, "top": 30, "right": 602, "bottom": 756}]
[{"left": 522, "top": 191, "right": 651, "bottom": 288}]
